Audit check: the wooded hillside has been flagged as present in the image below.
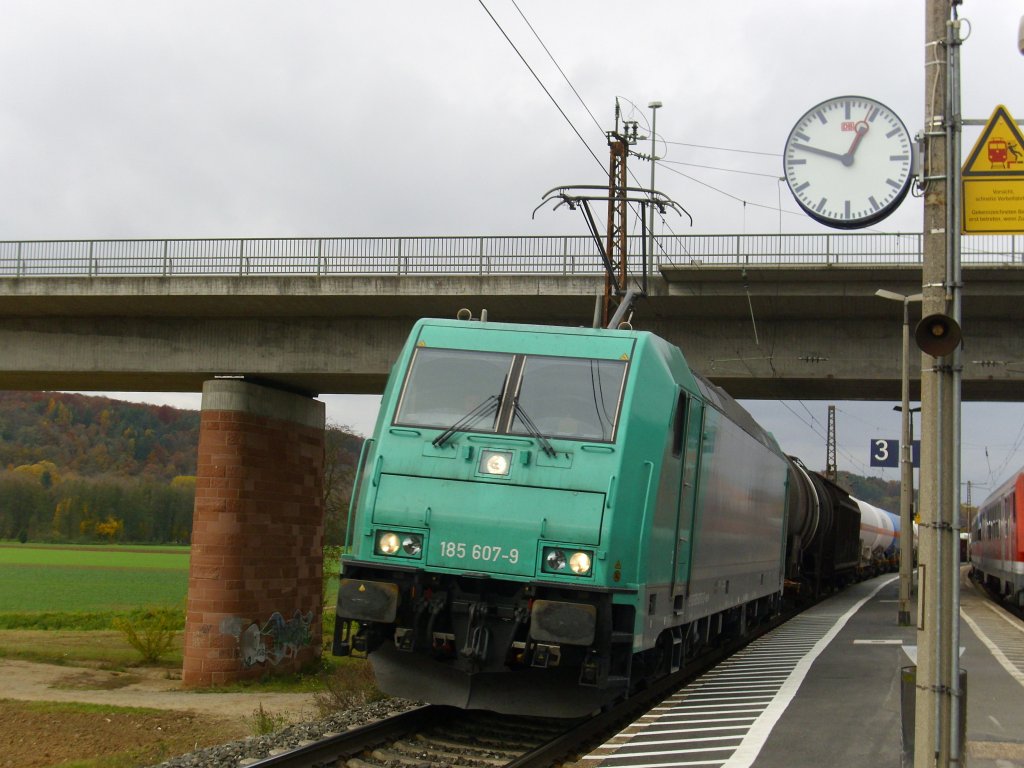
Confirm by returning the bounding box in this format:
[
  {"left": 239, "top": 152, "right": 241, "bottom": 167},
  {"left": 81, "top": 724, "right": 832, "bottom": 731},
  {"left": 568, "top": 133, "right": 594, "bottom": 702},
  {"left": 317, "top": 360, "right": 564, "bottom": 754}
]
[
  {"left": 0, "top": 392, "right": 363, "bottom": 545},
  {"left": 0, "top": 392, "right": 199, "bottom": 480},
  {"left": 837, "top": 471, "right": 901, "bottom": 513}
]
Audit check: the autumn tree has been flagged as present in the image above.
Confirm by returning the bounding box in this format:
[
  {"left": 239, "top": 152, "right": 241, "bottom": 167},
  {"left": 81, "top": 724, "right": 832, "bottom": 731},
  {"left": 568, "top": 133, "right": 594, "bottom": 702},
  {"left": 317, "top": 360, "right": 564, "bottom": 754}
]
[{"left": 323, "top": 422, "right": 362, "bottom": 546}]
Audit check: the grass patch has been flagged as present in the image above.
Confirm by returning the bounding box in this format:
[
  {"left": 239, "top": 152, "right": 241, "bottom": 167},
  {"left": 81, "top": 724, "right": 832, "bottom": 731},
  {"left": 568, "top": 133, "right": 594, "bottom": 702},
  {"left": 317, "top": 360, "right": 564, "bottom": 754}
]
[
  {"left": 0, "top": 629, "right": 183, "bottom": 668},
  {"left": 16, "top": 699, "right": 170, "bottom": 716},
  {"left": 0, "top": 606, "right": 186, "bottom": 631},
  {"left": 0, "top": 564, "right": 188, "bottom": 613},
  {"left": 196, "top": 654, "right": 344, "bottom": 695},
  {"left": 0, "top": 542, "right": 190, "bottom": 569}
]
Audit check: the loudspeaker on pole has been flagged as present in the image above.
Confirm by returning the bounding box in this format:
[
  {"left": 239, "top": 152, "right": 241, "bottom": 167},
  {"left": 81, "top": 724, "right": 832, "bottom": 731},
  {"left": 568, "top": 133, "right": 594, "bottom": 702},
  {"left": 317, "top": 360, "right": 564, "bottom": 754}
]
[{"left": 914, "top": 313, "right": 961, "bottom": 357}]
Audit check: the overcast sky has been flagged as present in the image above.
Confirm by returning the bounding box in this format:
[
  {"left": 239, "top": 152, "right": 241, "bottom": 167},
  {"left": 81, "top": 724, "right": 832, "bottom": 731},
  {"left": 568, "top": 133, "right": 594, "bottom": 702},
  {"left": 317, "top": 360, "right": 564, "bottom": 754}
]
[{"left": 3, "top": 2, "right": 1023, "bottom": 504}]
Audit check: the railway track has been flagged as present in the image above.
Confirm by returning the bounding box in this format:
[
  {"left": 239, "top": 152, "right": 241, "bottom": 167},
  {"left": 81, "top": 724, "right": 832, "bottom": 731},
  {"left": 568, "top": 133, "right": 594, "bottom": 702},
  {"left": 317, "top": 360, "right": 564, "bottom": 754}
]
[
  {"left": 243, "top": 704, "right": 570, "bottom": 768},
  {"left": 244, "top": 607, "right": 793, "bottom": 768}
]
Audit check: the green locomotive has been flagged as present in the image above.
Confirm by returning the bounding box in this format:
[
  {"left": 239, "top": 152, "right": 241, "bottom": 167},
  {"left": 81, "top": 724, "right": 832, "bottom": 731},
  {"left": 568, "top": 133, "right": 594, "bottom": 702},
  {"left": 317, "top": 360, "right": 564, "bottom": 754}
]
[{"left": 333, "top": 315, "right": 855, "bottom": 717}]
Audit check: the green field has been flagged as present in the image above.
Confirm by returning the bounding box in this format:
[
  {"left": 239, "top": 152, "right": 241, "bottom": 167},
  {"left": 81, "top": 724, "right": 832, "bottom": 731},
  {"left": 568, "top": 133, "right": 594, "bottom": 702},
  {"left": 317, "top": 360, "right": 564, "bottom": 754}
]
[
  {"left": 0, "top": 542, "right": 353, "bottom": 693},
  {"left": 0, "top": 543, "right": 190, "bottom": 614}
]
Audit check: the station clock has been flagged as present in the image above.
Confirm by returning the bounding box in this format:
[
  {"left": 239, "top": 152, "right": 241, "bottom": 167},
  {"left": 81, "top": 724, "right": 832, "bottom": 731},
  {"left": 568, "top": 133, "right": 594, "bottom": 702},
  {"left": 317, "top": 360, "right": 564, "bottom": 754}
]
[{"left": 783, "top": 96, "right": 914, "bottom": 229}]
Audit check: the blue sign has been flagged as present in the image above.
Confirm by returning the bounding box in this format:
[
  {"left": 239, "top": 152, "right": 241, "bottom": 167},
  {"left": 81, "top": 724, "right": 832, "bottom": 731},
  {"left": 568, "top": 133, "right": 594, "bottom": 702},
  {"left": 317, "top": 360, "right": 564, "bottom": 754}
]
[{"left": 869, "top": 439, "right": 920, "bottom": 468}]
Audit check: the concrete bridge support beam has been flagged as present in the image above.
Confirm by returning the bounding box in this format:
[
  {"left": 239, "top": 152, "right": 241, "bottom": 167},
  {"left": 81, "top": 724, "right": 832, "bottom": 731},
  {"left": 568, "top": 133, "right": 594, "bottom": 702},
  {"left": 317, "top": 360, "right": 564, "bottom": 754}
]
[{"left": 182, "top": 379, "right": 325, "bottom": 687}]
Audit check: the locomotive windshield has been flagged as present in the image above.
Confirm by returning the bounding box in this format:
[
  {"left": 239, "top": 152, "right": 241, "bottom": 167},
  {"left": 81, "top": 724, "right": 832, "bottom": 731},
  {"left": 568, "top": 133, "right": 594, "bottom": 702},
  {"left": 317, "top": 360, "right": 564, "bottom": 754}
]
[
  {"left": 394, "top": 348, "right": 512, "bottom": 430},
  {"left": 510, "top": 356, "right": 626, "bottom": 442},
  {"left": 394, "top": 347, "right": 628, "bottom": 442}
]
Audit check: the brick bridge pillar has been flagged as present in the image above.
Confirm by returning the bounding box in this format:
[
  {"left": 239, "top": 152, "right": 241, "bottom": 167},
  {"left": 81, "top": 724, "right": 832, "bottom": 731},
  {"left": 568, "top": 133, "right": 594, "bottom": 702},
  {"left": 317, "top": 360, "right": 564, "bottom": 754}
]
[{"left": 183, "top": 379, "right": 325, "bottom": 687}]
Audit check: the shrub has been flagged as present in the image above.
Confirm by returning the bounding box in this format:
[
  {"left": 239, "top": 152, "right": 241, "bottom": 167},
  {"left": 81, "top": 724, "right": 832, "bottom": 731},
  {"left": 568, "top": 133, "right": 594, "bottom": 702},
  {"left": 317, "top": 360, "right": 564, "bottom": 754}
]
[
  {"left": 248, "top": 703, "right": 290, "bottom": 735},
  {"left": 111, "top": 607, "right": 182, "bottom": 663},
  {"left": 312, "top": 656, "right": 387, "bottom": 716}
]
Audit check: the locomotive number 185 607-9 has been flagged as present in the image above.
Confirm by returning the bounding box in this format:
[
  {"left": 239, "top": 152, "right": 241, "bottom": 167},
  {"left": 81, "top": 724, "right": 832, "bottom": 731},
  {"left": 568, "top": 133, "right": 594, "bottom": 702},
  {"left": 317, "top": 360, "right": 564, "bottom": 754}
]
[{"left": 438, "top": 541, "right": 520, "bottom": 564}]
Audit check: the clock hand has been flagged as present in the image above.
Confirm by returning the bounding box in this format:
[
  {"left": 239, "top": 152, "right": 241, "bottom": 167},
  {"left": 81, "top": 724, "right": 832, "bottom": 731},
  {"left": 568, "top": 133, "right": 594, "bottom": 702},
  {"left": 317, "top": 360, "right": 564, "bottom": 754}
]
[
  {"left": 844, "top": 117, "right": 870, "bottom": 163},
  {"left": 791, "top": 143, "right": 846, "bottom": 161}
]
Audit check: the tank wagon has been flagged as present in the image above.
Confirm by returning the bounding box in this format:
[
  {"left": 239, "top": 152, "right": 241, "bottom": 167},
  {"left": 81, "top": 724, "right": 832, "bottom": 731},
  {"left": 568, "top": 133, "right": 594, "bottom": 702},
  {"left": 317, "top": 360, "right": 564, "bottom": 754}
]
[
  {"left": 971, "top": 466, "right": 1024, "bottom": 608},
  {"left": 855, "top": 498, "right": 900, "bottom": 574},
  {"left": 333, "top": 316, "right": 862, "bottom": 717}
]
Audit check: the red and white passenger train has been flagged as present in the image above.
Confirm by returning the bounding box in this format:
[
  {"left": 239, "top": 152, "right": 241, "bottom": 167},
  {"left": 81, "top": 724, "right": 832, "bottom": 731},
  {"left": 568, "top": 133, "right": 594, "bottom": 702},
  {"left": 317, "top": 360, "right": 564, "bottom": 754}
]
[{"left": 971, "top": 466, "right": 1024, "bottom": 609}]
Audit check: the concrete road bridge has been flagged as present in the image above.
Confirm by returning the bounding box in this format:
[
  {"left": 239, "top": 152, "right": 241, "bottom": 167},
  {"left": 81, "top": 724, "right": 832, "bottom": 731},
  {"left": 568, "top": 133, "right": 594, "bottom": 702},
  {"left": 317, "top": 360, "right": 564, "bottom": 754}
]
[
  {"left": 2, "top": 232, "right": 1023, "bottom": 401},
  {"left": 4, "top": 231, "right": 1024, "bottom": 689}
]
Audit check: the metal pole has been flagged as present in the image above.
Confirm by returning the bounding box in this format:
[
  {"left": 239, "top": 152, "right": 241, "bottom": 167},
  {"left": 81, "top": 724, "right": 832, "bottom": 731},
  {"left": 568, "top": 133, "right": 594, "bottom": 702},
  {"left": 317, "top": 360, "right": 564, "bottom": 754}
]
[
  {"left": 947, "top": 8, "right": 964, "bottom": 764},
  {"left": 648, "top": 101, "right": 661, "bottom": 281},
  {"left": 899, "top": 298, "right": 914, "bottom": 626}
]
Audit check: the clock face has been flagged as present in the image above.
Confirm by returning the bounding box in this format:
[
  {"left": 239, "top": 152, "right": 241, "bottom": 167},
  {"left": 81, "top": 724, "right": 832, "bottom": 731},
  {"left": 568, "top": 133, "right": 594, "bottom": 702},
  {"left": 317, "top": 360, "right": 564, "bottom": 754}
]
[{"left": 783, "top": 96, "right": 913, "bottom": 229}]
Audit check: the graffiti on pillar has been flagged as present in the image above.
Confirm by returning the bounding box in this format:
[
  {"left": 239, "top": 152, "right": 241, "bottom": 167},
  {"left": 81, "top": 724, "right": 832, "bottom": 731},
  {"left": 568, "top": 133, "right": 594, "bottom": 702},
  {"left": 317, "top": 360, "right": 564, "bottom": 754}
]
[
  {"left": 221, "top": 611, "right": 314, "bottom": 668},
  {"left": 240, "top": 622, "right": 266, "bottom": 666},
  {"left": 259, "top": 610, "right": 315, "bottom": 665}
]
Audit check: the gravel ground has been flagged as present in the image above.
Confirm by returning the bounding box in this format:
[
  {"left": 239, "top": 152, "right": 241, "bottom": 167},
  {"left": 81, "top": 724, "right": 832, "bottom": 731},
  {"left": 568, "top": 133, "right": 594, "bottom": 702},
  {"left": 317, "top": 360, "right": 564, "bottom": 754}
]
[
  {"left": 146, "top": 697, "right": 418, "bottom": 768},
  {"left": 0, "top": 657, "right": 416, "bottom": 768}
]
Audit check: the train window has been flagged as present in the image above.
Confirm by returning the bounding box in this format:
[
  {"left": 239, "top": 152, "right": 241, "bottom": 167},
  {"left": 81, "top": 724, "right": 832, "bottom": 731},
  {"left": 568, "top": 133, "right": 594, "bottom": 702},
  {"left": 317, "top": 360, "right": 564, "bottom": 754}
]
[
  {"left": 394, "top": 348, "right": 514, "bottom": 430},
  {"left": 509, "top": 356, "right": 627, "bottom": 442},
  {"left": 672, "top": 391, "right": 687, "bottom": 458}
]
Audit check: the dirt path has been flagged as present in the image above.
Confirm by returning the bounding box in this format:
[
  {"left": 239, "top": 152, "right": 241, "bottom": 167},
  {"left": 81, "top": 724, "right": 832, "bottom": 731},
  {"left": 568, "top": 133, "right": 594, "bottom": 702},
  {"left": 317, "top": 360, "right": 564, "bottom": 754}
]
[{"left": 0, "top": 658, "right": 320, "bottom": 721}]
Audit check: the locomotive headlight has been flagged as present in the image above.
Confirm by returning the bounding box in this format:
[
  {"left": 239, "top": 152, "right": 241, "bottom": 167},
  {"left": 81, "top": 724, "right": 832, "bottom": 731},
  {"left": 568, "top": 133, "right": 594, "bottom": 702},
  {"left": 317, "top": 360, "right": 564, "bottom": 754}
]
[
  {"left": 401, "top": 534, "right": 423, "bottom": 556},
  {"left": 569, "top": 551, "right": 592, "bottom": 575},
  {"left": 545, "top": 548, "right": 567, "bottom": 571},
  {"left": 479, "top": 449, "right": 512, "bottom": 476},
  {"left": 377, "top": 532, "right": 401, "bottom": 555},
  {"left": 543, "top": 547, "right": 593, "bottom": 576},
  {"left": 375, "top": 531, "right": 423, "bottom": 558}
]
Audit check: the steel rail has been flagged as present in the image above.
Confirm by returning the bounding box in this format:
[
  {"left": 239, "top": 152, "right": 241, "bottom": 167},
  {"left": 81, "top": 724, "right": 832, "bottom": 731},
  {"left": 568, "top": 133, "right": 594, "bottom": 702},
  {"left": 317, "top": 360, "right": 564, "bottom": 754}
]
[{"left": 242, "top": 704, "right": 452, "bottom": 768}]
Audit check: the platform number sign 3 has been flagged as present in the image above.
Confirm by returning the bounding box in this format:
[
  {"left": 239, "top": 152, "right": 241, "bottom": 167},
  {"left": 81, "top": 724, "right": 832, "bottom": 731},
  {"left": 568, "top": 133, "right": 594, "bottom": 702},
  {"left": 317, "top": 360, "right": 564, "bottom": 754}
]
[
  {"left": 870, "top": 438, "right": 920, "bottom": 468},
  {"left": 871, "top": 439, "right": 898, "bottom": 468}
]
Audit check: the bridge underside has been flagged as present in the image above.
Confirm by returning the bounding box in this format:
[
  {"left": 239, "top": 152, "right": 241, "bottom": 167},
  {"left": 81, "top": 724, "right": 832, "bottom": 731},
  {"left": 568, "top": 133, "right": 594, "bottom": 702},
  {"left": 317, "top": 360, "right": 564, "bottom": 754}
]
[{"left": 1, "top": 265, "right": 1022, "bottom": 402}]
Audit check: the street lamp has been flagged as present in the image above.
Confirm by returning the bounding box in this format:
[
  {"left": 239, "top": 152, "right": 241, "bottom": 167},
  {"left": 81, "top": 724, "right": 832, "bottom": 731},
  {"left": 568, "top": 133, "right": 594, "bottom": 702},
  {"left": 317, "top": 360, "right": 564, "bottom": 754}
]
[
  {"left": 647, "top": 101, "right": 662, "bottom": 277},
  {"left": 876, "top": 288, "right": 923, "bottom": 626},
  {"left": 894, "top": 403, "right": 922, "bottom": 537}
]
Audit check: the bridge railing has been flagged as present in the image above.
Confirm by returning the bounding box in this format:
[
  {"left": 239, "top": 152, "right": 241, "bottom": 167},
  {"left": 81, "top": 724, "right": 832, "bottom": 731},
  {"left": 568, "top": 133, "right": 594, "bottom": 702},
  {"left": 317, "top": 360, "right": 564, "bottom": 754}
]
[{"left": 0, "top": 233, "right": 1021, "bottom": 277}]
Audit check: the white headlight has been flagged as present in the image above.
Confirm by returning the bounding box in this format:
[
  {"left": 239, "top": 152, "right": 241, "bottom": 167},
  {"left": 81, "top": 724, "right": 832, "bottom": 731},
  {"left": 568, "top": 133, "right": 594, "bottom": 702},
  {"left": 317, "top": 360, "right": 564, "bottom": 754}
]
[
  {"left": 569, "top": 551, "right": 592, "bottom": 575},
  {"left": 401, "top": 535, "right": 422, "bottom": 556},
  {"left": 479, "top": 449, "right": 512, "bottom": 476},
  {"left": 545, "top": 549, "right": 567, "bottom": 571},
  {"left": 378, "top": 532, "right": 401, "bottom": 555}
]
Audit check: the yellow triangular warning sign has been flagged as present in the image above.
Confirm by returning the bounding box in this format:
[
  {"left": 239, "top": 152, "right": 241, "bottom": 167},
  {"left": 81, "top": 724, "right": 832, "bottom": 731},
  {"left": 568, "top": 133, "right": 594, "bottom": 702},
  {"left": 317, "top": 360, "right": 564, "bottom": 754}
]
[{"left": 962, "top": 105, "right": 1024, "bottom": 176}]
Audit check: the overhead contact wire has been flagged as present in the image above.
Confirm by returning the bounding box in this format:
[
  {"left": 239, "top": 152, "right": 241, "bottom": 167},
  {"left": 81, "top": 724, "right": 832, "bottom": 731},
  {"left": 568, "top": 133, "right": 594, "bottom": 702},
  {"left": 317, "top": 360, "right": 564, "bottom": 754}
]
[{"left": 476, "top": 0, "right": 605, "bottom": 174}]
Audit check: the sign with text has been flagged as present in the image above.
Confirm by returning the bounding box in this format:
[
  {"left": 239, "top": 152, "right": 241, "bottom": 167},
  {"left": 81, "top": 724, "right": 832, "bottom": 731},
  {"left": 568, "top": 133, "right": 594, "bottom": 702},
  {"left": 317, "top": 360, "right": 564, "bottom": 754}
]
[
  {"left": 869, "top": 438, "right": 920, "bottom": 468},
  {"left": 962, "top": 105, "right": 1024, "bottom": 234}
]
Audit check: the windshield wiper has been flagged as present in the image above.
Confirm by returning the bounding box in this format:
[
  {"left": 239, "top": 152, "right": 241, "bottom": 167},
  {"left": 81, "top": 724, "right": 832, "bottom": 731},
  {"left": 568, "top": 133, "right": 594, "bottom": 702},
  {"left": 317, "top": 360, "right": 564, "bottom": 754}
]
[
  {"left": 512, "top": 399, "right": 557, "bottom": 457},
  {"left": 432, "top": 395, "right": 500, "bottom": 449}
]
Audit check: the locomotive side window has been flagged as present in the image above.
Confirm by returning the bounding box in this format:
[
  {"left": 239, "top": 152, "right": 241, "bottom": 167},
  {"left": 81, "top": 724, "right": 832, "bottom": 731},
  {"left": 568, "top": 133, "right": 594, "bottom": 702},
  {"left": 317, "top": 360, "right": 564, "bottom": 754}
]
[
  {"left": 672, "top": 391, "right": 688, "bottom": 458},
  {"left": 395, "top": 348, "right": 514, "bottom": 430},
  {"left": 509, "top": 356, "right": 627, "bottom": 442}
]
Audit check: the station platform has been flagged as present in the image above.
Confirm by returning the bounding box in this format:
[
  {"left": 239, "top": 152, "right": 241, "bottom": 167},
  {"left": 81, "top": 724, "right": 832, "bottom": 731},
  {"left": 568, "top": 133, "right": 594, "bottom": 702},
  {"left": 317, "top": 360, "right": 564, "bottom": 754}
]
[{"left": 582, "top": 569, "right": 1024, "bottom": 768}]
